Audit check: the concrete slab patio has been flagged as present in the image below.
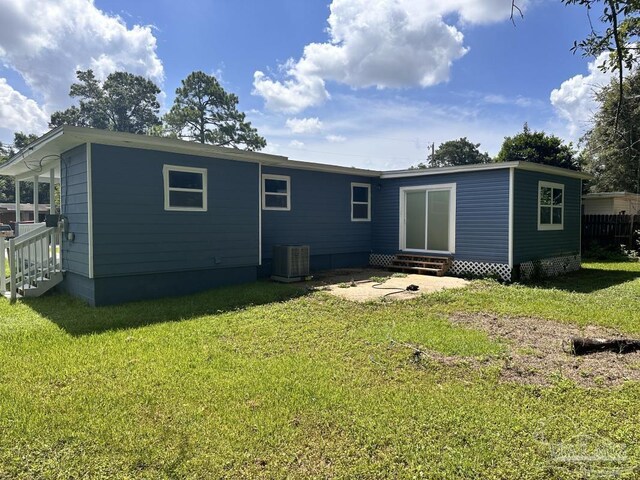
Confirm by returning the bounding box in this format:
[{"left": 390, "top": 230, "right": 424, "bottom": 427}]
[{"left": 308, "top": 268, "right": 469, "bottom": 302}]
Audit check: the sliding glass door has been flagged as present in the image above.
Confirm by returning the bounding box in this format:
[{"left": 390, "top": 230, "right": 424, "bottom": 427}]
[{"left": 401, "top": 185, "right": 455, "bottom": 253}]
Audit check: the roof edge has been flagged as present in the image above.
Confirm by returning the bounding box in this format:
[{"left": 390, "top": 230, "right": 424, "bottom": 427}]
[
  {"left": 381, "top": 161, "right": 593, "bottom": 180},
  {"left": 1, "top": 126, "right": 380, "bottom": 178}
]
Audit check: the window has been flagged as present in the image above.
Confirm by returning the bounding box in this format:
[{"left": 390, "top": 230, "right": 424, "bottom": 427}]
[
  {"left": 351, "top": 183, "right": 371, "bottom": 221},
  {"left": 538, "top": 181, "right": 564, "bottom": 230},
  {"left": 400, "top": 183, "right": 456, "bottom": 253},
  {"left": 163, "top": 165, "right": 207, "bottom": 211},
  {"left": 262, "top": 174, "right": 290, "bottom": 211}
]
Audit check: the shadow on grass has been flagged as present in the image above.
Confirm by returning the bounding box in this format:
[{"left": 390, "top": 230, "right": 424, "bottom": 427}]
[
  {"left": 522, "top": 264, "right": 640, "bottom": 293},
  {"left": 22, "top": 280, "right": 309, "bottom": 336}
]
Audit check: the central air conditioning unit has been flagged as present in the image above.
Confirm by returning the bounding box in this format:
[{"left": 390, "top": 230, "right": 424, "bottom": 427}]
[{"left": 271, "top": 245, "right": 310, "bottom": 282}]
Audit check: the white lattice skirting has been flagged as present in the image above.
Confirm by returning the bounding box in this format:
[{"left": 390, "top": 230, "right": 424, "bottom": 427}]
[
  {"left": 450, "top": 261, "right": 512, "bottom": 282},
  {"left": 369, "top": 253, "right": 395, "bottom": 267},
  {"left": 519, "top": 254, "right": 581, "bottom": 280},
  {"left": 369, "top": 254, "right": 512, "bottom": 281},
  {"left": 370, "top": 253, "right": 581, "bottom": 282}
]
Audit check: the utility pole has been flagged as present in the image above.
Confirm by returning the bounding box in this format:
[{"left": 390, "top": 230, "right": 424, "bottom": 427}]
[{"left": 426, "top": 142, "right": 435, "bottom": 166}]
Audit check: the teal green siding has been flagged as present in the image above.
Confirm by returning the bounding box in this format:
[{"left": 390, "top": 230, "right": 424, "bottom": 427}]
[{"left": 513, "top": 170, "right": 582, "bottom": 264}]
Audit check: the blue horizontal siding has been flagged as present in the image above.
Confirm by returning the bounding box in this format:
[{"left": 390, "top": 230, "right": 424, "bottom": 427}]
[
  {"left": 260, "top": 166, "right": 376, "bottom": 267},
  {"left": 57, "top": 271, "right": 95, "bottom": 305},
  {"left": 90, "top": 144, "right": 260, "bottom": 277},
  {"left": 60, "top": 144, "right": 89, "bottom": 276},
  {"left": 373, "top": 169, "right": 510, "bottom": 264},
  {"left": 513, "top": 170, "right": 582, "bottom": 263}
]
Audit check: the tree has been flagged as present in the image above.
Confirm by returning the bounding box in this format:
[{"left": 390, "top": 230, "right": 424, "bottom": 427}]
[
  {"left": 512, "top": 1, "right": 640, "bottom": 124},
  {"left": 414, "top": 137, "right": 491, "bottom": 168},
  {"left": 164, "top": 71, "right": 266, "bottom": 151},
  {"left": 0, "top": 132, "right": 48, "bottom": 203},
  {"left": 50, "top": 70, "right": 161, "bottom": 134},
  {"left": 563, "top": 1, "right": 640, "bottom": 125},
  {"left": 12, "top": 132, "right": 39, "bottom": 150},
  {"left": 496, "top": 123, "right": 580, "bottom": 170},
  {"left": 0, "top": 141, "right": 8, "bottom": 162},
  {"left": 582, "top": 72, "right": 640, "bottom": 191}
]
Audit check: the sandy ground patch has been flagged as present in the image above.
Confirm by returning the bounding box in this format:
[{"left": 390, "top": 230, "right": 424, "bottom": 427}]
[
  {"left": 415, "top": 313, "right": 640, "bottom": 387},
  {"left": 309, "top": 268, "right": 469, "bottom": 302}
]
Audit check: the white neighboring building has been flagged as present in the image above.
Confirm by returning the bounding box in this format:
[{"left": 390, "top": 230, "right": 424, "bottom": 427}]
[{"left": 582, "top": 192, "right": 640, "bottom": 215}]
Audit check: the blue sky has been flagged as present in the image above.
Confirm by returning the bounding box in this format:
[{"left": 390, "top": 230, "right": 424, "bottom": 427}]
[{"left": 0, "top": 0, "right": 614, "bottom": 170}]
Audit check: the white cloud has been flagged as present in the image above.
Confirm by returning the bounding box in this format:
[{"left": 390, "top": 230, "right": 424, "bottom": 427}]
[
  {"left": 253, "top": 0, "right": 527, "bottom": 113},
  {"left": 483, "top": 93, "right": 534, "bottom": 108},
  {"left": 289, "top": 140, "right": 305, "bottom": 148},
  {"left": 285, "top": 117, "right": 324, "bottom": 134},
  {"left": 0, "top": 78, "right": 48, "bottom": 133},
  {"left": 550, "top": 52, "right": 613, "bottom": 139},
  {"left": 0, "top": 0, "right": 164, "bottom": 131},
  {"left": 253, "top": 70, "right": 329, "bottom": 114},
  {"left": 253, "top": 93, "right": 532, "bottom": 170},
  {"left": 326, "top": 134, "right": 346, "bottom": 143}
]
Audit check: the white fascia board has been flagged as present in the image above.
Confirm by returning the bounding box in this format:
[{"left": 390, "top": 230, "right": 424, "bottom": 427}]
[
  {"left": 382, "top": 162, "right": 517, "bottom": 179},
  {"left": 265, "top": 159, "right": 380, "bottom": 177},
  {"left": 583, "top": 192, "right": 640, "bottom": 199},
  {"left": 382, "top": 161, "right": 593, "bottom": 181},
  {"left": 2, "top": 125, "right": 380, "bottom": 178},
  {"left": 514, "top": 161, "right": 593, "bottom": 180}
]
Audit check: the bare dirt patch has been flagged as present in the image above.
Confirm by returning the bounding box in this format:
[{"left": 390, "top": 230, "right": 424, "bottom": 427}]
[
  {"left": 309, "top": 268, "right": 469, "bottom": 302},
  {"left": 432, "top": 313, "right": 640, "bottom": 387}
]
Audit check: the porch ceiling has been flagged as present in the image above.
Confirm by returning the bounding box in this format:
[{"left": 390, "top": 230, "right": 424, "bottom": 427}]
[{"left": 0, "top": 127, "right": 73, "bottom": 181}]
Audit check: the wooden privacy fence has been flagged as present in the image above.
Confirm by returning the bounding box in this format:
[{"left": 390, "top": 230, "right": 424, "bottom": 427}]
[{"left": 582, "top": 214, "right": 640, "bottom": 250}]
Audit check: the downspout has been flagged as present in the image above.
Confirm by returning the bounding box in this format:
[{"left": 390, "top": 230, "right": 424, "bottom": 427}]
[{"left": 33, "top": 174, "right": 39, "bottom": 223}]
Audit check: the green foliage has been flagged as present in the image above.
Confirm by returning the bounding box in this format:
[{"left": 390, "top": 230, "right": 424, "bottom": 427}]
[
  {"left": 12, "top": 132, "right": 38, "bottom": 150},
  {"left": 562, "top": 1, "right": 640, "bottom": 75},
  {"left": 0, "top": 141, "right": 8, "bottom": 163},
  {"left": 417, "top": 137, "right": 491, "bottom": 168},
  {"left": 0, "top": 262, "right": 638, "bottom": 477},
  {"left": 496, "top": 123, "right": 580, "bottom": 170},
  {"left": 164, "top": 71, "right": 266, "bottom": 151},
  {"left": 581, "top": 71, "right": 640, "bottom": 192},
  {"left": 0, "top": 132, "right": 47, "bottom": 203},
  {"left": 50, "top": 70, "right": 161, "bottom": 134}
]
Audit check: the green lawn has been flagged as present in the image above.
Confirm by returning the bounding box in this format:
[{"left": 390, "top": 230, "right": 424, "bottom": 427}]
[{"left": 0, "top": 262, "right": 639, "bottom": 478}]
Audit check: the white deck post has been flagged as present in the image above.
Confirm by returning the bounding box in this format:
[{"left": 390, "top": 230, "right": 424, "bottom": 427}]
[
  {"left": 49, "top": 169, "right": 55, "bottom": 214},
  {"left": 15, "top": 180, "right": 21, "bottom": 229},
  {"left": 33, "top": 175, "right": 39, "bottom": 224},
  {"left": 0, "top": 236, "right": 5, "bottom": 294},
  {"left": 8, "top": 237, "right": 15, "bottom": 302}
]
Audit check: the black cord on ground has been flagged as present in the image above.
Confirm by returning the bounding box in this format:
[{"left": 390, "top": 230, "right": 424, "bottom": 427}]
[{"left": 371, "top": 282, "right": 409, "bottom": 298}]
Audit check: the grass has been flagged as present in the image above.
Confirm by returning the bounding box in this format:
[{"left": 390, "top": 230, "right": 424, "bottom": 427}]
[{"left": 0, "top": 262, "right": 638, "bottom": 478}]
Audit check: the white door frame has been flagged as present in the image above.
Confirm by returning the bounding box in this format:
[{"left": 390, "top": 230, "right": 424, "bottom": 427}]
[{"left": 399, "top": 183, "right": 456, "bottom": 254}]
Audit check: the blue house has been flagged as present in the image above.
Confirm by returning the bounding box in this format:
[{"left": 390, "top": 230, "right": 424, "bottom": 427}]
[{"left": 0, "top": 126, "right": 590, "bottom": 305}]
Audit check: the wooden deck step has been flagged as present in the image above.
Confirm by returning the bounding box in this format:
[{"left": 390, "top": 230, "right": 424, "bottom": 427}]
[
  {"left": 391, "top": 259, "right": 448, "bottom": 267},
  {"left": 389, "top": 254, "right": 452, "bottom": 277}
]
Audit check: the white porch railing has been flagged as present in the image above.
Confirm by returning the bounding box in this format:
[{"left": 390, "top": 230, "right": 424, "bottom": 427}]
[
  {"left": 1, "top": 224, "right": 63, "bottom": 301},
  {"left": 17, "top": 222, "right": 46, "bottom": 236}
]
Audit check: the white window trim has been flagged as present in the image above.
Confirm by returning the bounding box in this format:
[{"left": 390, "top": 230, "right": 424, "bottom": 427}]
[
  {"left": 537, "top": 180, "right": 564, "bottom": 231},
  {"left": 351, "top": 182, "right": 371, "bottom": 222},
  {"left": 398, "top": 183, "right": 456, "bottom": 254},
  {"left": 163, "top": 164, "right": 207, "bottom": 212},
  {"left": 262, "top": 174, "right": 291, "bottom": 211}
]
